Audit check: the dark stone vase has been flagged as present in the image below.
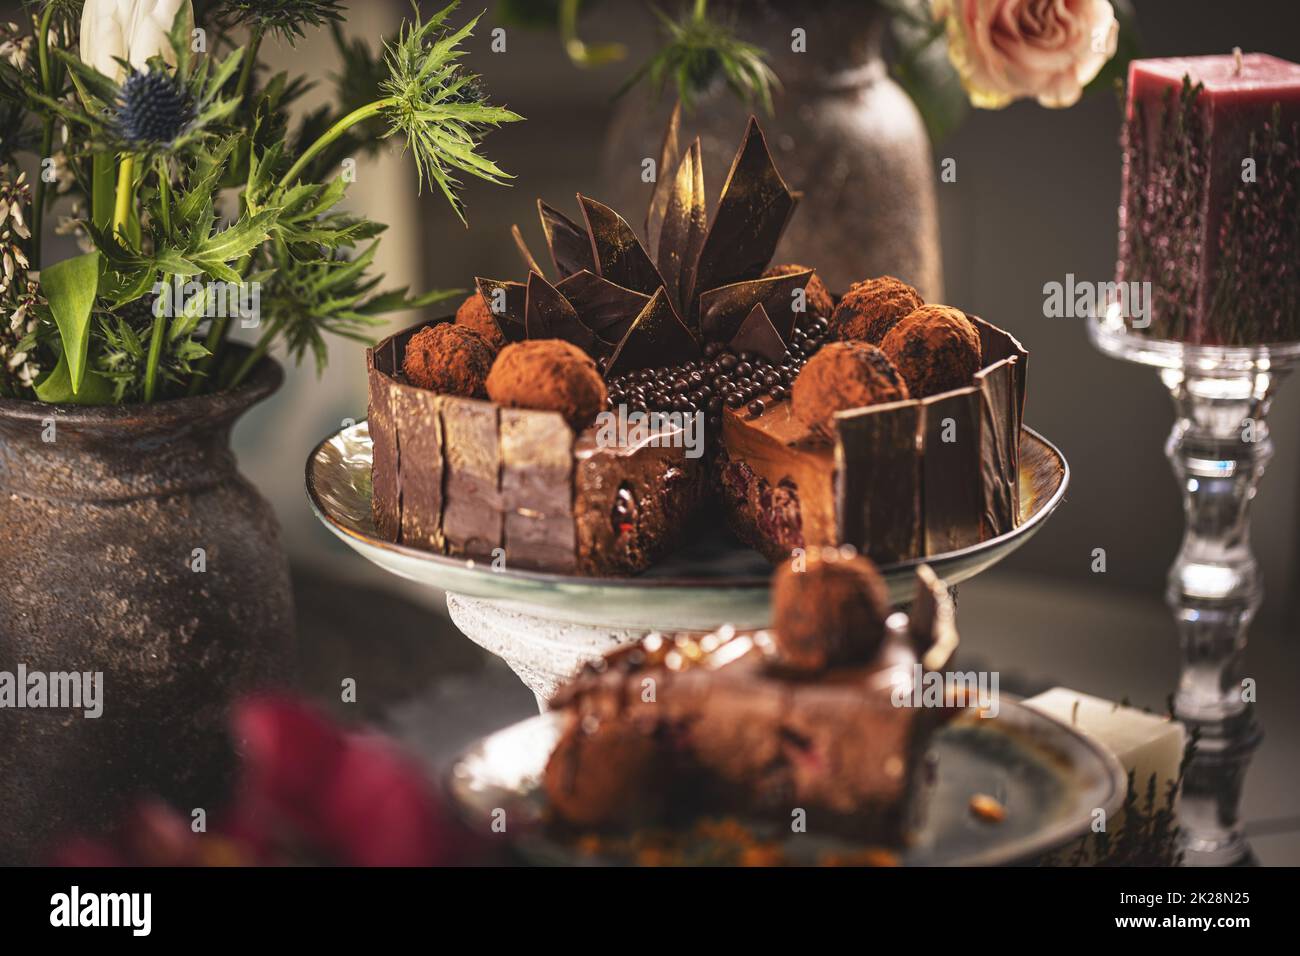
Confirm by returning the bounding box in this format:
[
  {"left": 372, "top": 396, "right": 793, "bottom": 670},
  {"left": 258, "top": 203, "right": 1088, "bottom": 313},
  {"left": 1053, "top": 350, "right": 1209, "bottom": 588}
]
[
  {"left": 600, "top": 0, "right": 943, "bottom": 301},
  {"left": 0, "top": 357, "right": 294, "bottom": 864}
]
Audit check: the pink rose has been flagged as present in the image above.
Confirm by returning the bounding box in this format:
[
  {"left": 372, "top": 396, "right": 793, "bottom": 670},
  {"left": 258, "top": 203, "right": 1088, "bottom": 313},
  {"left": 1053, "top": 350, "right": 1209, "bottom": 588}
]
[{"left": 934, "top": 0, "right": 1119, "bottom": 109}]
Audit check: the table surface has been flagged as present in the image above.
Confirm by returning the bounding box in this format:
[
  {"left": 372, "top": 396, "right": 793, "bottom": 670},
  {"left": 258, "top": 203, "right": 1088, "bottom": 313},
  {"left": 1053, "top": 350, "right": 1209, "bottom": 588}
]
[{"left": 292, "top": 563, "right": 1300, "bottom": 866}]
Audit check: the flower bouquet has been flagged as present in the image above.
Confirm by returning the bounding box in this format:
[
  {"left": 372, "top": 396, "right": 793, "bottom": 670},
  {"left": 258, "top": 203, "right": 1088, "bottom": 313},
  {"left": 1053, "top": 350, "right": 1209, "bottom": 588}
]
[{"left": 0, "top": 0, "right": 521, "bottom": 405}]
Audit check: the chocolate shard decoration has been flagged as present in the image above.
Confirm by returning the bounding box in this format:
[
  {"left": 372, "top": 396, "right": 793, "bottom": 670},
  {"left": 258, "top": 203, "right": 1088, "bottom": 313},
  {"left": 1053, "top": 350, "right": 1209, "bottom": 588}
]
[
  {"left": 657, "top": 138, "right": 707, "bottom": 320},
  {"left": 511, "top": 224, "right": 546, "bottom": 278},
  {"left": 729, "top": 303, "right": 786, "bottom": 362},
  {"left": 645, "top": 100, "right": 682, "bottom": 256},
  {"left": 555, "top": 269, "right": 651, "bottom": 345},
  {"left": 687, "top": 117, "right": 797, "bottom": 316},
  {"left": 698, "top": 269, "right": 810, "bottom": 344},
  {"left": 525, "top": 271, "right": 602, "bottom": 357},
  {"left": 538, "top": 200, "right": 593, "bottom": 278},
  {"left": 578, "top": 194, "right": 666, "bottom": 297},
  {"left": 604, "top": 287, "right": 700, "bottom": 375},
  {"left": 474, "top": 277, "right": 527, "bottom": 342}
]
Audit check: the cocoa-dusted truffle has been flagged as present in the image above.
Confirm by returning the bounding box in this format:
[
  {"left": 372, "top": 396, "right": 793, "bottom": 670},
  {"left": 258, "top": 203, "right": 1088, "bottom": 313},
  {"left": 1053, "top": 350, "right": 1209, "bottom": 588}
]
[
  {"left": 829, "top": 276, "right": 924, "bottom": 344},
  {"left": 769, "top": 547, "right": 892, "bottom": 672},
  {"left": 486, "top": 339, "right": 608, "bottom": 430},
  {"left": 402, "top": 322, "right": 495, "bottom": 397},
  {"left": 880, "top": 305, "right": 982, "bottom": 398},
  {"left": 763, "top": 263, "right": 834, "bottom": 319},
  {"left": 791, "top": 340, "right": 910, "bottom": 437},
  {"left": 454, "top": 291, "right": 507, "bottom": 352}
]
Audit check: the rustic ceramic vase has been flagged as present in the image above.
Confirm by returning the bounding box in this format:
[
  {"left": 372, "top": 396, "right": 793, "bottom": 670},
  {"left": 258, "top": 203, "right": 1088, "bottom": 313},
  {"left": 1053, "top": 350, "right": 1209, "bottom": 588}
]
[
  {"left": 0, "top": 356, "right": 294, "bottom": 864},
  {"left": 599, "top": 0, "right": 943, "bottom": 301}
]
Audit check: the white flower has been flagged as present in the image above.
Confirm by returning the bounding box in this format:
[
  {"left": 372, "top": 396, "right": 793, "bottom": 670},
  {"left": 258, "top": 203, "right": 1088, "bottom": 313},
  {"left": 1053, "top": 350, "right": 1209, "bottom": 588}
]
[{"left": 79, "top": 0, "right": 194, "bottom": 81}]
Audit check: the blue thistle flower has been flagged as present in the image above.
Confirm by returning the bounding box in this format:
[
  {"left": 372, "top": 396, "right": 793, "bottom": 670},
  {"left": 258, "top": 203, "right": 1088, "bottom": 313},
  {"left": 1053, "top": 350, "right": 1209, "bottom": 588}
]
[{"left": 115, "top": 69, "right": 196, "bottom": 147}]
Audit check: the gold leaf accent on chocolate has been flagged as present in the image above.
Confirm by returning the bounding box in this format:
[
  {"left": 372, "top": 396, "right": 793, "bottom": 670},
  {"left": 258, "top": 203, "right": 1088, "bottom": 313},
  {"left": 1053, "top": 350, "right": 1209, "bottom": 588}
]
[
  {"left": 605, "top": 287, "right": 700, "bottom": 375},
  {"left": 511, "top": 224, "right": 546, "bottom": 278},
  {"left": 645, "top": 100, "right": 682, "bottom": 257},
  {"left": 698, "top": 269, "right": 811, "bottom": 343},
  {"left": 578, "top": 194, "right": 666, "bottom": 297},
  {"left": 657, "top": 138, "right": 707, "bottom": 322},
  {"left": 474, "top": 277, "right": 527, "bottom": 342},
  {"left": 525, "top": 271, "right": 603, "bottom": 357},
  {"left": 688, "top": 117, "right": 796, "bottom": 317},
  {"left": 555, "top": 269, "right": 651, "bottom": 344},
  {"left": 728, "top": 303, "right": 786, "bottom": 362},
  {"left": 538, "top": 200, "right": 593, "bottom": 278}
]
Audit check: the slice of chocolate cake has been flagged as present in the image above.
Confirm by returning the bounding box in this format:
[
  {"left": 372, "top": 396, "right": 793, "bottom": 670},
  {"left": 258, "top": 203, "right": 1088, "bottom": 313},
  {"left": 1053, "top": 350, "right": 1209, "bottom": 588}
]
[{"left": 542, "top": 557, "right": 960, "bottom": 845}]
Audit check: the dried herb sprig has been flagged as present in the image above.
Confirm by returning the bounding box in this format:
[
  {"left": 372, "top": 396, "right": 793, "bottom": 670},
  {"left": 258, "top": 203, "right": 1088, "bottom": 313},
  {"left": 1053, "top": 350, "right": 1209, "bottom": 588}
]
[{"left": 617, "top": 0, "right": 778, "bottom": 115}]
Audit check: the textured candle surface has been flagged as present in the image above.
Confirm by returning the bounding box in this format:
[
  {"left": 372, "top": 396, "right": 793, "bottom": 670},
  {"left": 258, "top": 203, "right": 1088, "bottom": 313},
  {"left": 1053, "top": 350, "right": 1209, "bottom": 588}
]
[
  {"left": 1024, "top": 687, "right": 1185, "bottom": 798},
  {"left": 1118, "top": 54, "right": 1300, "bottom": 345}
]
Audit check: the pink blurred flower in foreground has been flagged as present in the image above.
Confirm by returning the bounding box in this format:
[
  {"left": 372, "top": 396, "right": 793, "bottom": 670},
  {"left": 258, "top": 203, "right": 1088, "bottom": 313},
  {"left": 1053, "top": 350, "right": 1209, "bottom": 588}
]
[
  {"left": 54, "top": 697, "right": 469, "bottom": 867},
  {"left": 933, "top": 0, "right": 1119, "bottom": 109}
]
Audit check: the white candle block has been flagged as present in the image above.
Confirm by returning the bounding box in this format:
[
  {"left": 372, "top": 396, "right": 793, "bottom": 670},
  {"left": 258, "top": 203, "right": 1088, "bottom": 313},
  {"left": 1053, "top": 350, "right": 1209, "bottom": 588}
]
[{"left": 1024, "top": 687, "right": 1185, "bottom": 798}]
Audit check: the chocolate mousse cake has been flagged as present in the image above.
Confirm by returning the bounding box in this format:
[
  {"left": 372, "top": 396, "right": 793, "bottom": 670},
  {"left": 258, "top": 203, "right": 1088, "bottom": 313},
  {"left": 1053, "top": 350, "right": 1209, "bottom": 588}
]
[
  {"left": 542, "top": 556, "right": 960, "bottom": 845},
  {"left": 367, "top": 106, "right": 1029, "bottom": 575}
]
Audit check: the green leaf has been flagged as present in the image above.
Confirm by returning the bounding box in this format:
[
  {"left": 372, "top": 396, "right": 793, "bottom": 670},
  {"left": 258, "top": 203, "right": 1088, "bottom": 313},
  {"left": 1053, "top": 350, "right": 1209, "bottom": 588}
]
[
  {"left": 41, "top": 251, "right": 101, "bottom": 395},
  {"left": 34, "top": 352, "right": 115, "bottom": 405}
]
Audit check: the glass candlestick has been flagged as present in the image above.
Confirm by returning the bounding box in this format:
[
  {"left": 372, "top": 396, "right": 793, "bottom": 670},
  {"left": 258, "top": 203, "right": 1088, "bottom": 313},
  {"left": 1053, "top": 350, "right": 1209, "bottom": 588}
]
[{"left": 1090, "top": 310, "right": 1300, "bottom": 866}]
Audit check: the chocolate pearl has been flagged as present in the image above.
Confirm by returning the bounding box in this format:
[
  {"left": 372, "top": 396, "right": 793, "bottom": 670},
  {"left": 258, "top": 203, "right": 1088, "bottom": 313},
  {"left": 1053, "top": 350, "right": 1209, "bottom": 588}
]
[
  {"left": 748, "top": 399, "right": 766, "bottom": 417},
  {"left": 763, "top": 370, "right": 781, "bottom": 386},
  {"left": 735, "top": 361, "right": 753, "bottom": 377},
  {"left": 808, "top": 317, "right": 828, "bottom": 335},
  {"left": 718, "top": 353, "right": 737, "bottom": 371},
  {"left": 688, "top": 370, "right": 704, "bottom": 386},
  {"left": 707, "top": 396, "right": 723, "bottom": 414},
  {"left": 725, "top": 392, "right": 745, "bottom": 409},
  {"left": 707, "top": 414, "right": 722, "bottom": 430},
  {"left": 704, "top": 342, "right": 722, "bottom": 359}
]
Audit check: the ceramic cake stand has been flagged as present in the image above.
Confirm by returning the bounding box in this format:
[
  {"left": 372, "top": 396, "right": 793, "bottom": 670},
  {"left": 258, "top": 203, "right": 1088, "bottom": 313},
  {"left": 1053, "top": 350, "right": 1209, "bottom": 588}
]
[
  {"left": 307, "top": 421, "right": 1069, "bottom": 706},
  {"left": 1090, "top": 314, "right": 1300, "bottom": 866}
]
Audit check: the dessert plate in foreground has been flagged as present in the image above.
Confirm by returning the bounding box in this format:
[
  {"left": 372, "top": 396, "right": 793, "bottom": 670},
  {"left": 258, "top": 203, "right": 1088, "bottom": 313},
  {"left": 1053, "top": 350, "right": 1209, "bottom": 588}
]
[
  {"left": 446, "top": 700, "right": 1126, "bottom": 866},
  {"left": 306, "top": 420, "right": 1068, "bottom": 623}
]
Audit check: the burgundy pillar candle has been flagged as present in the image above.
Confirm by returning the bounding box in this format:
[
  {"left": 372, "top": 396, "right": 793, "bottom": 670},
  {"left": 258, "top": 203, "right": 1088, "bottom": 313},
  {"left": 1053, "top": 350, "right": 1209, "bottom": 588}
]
[{"left": 1117, "top": 53, "right": 1300, "bottom": 345}]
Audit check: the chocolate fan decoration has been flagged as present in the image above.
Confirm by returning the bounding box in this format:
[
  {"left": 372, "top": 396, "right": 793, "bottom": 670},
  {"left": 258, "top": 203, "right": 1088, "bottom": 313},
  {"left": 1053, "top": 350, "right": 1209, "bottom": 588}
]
[
  {"left": 698, "top": 268, "right": 812, "bottom": 343},
  {"left": 728, "top": 303, "right": 787, "bottom": 363},
  {"left": 467, "top": 108, "right": 809, "bottom": 375},
  {"left": 556, "top": 270, "right": 650, "bottom": 345},
  {"left": 474, "top": 277, "right": 527, "bottom": 342},
  {"left": 525, "top": 272, "right": 603, "bottom": 355},
  {"left": 605, "top": 288, "right": 701, "bottom": 375},
  {"left": 538, "top": 200, "right": 593, "bottom": 278}
]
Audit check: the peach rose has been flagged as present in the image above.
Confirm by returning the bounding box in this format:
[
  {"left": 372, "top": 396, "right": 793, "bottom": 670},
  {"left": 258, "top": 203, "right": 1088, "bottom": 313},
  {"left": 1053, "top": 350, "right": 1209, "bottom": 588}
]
[{"left": 933, "top": 0, "right": 1119, "bottom": 109}]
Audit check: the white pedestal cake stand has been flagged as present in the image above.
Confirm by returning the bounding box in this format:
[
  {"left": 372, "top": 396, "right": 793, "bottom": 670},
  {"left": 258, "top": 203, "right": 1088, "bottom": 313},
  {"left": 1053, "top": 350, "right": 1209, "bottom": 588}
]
[
  {"left": 306, "top": 421, "right": 1069, "bottom": 707},
  {"left": 1090, "top": 311, "right": 1300, "bottom": 866}
]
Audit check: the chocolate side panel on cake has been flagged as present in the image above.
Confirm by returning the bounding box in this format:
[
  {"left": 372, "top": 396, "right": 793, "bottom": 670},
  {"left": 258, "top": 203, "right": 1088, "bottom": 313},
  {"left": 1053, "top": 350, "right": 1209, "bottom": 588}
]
[
  {"left": 366, "top": 344, "right": 402, "bottom": 543},
  {"left": 975, "top": 357, "right": 1020, "bottom": 538},
  {"left": 833, "top": 399, "right": 923, "bottom": 564},
  {"left": 394, "top": 387, "right": 446, "bottom": 551},
  {"left": 439, "top": 395, "right": 504, "bottom": 556},
  {"left": 500, "top": 409, "right": 577, "bottom": 572},
  {"left": 919, "top": 388, "right": 984, "bottom": 554}
]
